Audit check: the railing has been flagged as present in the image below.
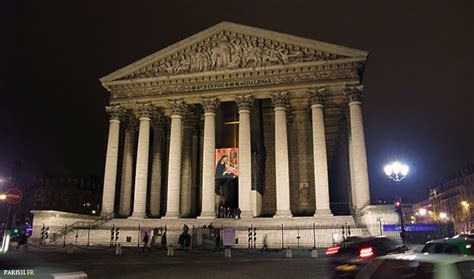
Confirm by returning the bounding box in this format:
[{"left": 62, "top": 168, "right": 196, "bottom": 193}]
[{"left": 52, "top": 212, "right": 114, "bottom": 241}]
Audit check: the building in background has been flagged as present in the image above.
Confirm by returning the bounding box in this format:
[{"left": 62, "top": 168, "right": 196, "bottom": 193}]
[
  {"left": 32, "top": 176, "right": 102, "bottom": 215},
  {"left": 413, "top": 165, "right": 474, "bottom": 233}
]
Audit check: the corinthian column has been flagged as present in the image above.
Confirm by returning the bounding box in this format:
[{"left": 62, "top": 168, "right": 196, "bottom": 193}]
[
  {"left": 149, "top": 112, "right": 165, "bottom": 217},
  {"left": 199, "top": 97, "right": 220, "bottom": 219},
  {"left": 164, "top": 100, "right": 187, "bottom": 218},
  {"left": 101, "top": 104, "right": 126, "bottom": 216},
  {"left": 271, "top": 92, "right": 292, "bottom": 218},
  {"left": 119, "top": 115, "right": 137, "bottom": 217},
  {"left": 130, "top": 103, "right": 156, "bottom": 218},
  {"left": 236, "top": 95, "right": 254, "bottom": 218},
  {"left": 309, "top": 89, "right": 333, "bottom": 216},
  {"left": 346, "top": 86, "right": 370, "bottom": 209},
  {"left": 180, "top": 108, "right": 198, "bottom": 217}
]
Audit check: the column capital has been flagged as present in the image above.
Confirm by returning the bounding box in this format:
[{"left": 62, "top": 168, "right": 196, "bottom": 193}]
[
  {"left": 183, "top": 106, "right": 201, "bottom": 128},
  {"left": 169, "top": 100, "right": 187, "bottom": 117},
  {"left": 125, "top": 113, "right": 139, "bottom": 131},
  {"left": 201, "top": 97, "right": 220, "bottom": 114},
  {"left": 308, "top": 88, "right": 327, "bottom": 106},
  {"left": 106, "top": 104, "right": 126, "bottom": 121},
  {"left": 135, "top": 103, "right": 157, "bottom": 119},
  {"left": 271, "top": 92, "right": 289, "bottom": 110},
  {"left": 344, "top": 85, "right": 364, "bottom": 104},
  {"left": 152, "top": 111, "right": 167, "bottom": 129},
  {"left": 235, "top": 95, "right": 254, "bottom": 112}
]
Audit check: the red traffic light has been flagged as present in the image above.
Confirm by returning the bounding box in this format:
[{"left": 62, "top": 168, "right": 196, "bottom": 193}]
[{"left": 394, "top": 201, "right": 401, "bottom": 208}]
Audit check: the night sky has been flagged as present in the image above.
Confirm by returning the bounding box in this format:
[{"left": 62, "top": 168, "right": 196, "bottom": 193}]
[{"left": 1, "top": 0, "right": 473, "bottom": 204}]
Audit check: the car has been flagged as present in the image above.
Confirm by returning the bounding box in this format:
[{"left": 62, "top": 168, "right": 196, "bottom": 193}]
[
  {"left": 326, "top": 236, "right": 408, "bottom": 278},
  {"left": 422, "top": 237, "right": 474, "bottom": 256},
  {"left": 355, "top": 253, "right": 474, "bottom": 279}
]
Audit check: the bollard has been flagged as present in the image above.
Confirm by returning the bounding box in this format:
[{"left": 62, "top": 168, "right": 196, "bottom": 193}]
[
  {"left": 285, "top": 248, "right": 292, "bottom": 258},
  {"left": 66, "top": 243, "right": 74, "bottom": 254},
  {"left": 311, "top": 249, "right": 318, "bottom": 258},
  {"left": 224, "top": 248, "right": 231, "bottom": 258},
  {"left": 167, "top": 245, "right": 174, "bottom": 257},
  {"left": 115, "top": 244, "right": 122, "bottom": 255}
]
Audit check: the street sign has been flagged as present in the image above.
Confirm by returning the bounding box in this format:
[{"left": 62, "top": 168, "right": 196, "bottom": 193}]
[{"left": 5, "top": 188, "right": 22, "bottom": 205}]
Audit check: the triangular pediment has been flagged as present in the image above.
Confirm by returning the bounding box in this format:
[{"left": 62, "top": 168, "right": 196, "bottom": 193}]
[{"left": 100, "top": 22, "right": 367, "bottom": 83}]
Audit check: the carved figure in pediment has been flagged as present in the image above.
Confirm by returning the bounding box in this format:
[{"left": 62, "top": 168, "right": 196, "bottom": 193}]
[
  {"left": 262, "top": 45, "right": 281, "bottom": 66},
  {"left": 175, "top": 54, "right": 191, "bottom": 74},
  {"left": 122, "top": 31, "right": 345, "bottom": 80},
  {"left": 228, "top": 38, "right": 244, "bottom": 69}
]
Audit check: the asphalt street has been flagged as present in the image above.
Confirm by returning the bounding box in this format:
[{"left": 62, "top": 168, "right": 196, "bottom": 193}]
[{"left": 0, "top": 246, "right": 332, "bottom": 279}]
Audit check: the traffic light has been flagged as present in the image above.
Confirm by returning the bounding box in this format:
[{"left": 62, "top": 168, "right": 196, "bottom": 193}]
[
  {"left": 115, "top": 227, "right": 120, "bottom": 241},
  {"left": 45, "top": 227, "right": 49, "bottom": 239},
  {"left": 394, "top": 199, "right": 402, "bottom": 213},
  {"left": 110, "top": 227, "right": 115, "bottom": 241}
]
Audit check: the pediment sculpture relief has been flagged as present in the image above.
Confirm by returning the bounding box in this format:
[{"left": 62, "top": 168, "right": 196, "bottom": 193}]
[{"left": 123, "top": 32, "right": 347, "bottom": 80}]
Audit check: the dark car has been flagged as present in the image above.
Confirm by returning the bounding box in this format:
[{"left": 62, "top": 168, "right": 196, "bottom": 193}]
[
  {"left": 422, "top": 237, "right": 474, "bottom": 256},
  {"left": 326, "top": 236, "right": 408, "bottom": 278}
]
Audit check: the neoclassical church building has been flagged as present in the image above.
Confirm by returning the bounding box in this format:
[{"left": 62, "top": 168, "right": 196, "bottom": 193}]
[{"left": 98, "top": 21, "right": 371, "bottom": 221}]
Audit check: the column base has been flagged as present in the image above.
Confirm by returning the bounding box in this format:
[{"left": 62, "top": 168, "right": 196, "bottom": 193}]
[
  {"left": 198, "top": 211, "right": 215, "bottom": 219},
  {"left": 101, "top": 211, "right": 114, "bottom": 217},
  {"left": 273, "top": 210, "right": 293, "bottom": 218},
  {"left": 128, "top": 212, "right": 146, "bottom": 219},
  {"left": 314, "top": 209, "right": 333, "bottom": 217},
  {"left": 162, "top": 211, "right": 179, "bottom": 219},
  {"left": 240, "top": 210, "right": 253, "bottom": 219}
]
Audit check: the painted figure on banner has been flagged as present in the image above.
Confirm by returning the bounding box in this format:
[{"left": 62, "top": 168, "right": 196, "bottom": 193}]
[{"left": 215, "top": 148, "right": 239, "bottom": 178}]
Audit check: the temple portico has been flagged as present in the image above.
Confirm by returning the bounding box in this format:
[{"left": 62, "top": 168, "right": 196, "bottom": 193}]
[{"left": 98, "top": 22, "right": 371, "bottom": 220}]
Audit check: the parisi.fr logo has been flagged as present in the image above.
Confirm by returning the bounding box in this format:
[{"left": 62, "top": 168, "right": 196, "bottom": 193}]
[{"left": 3, "top": 269, "right": 35, "bottom": 276}]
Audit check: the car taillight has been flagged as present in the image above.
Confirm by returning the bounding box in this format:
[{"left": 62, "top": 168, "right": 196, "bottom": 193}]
[
  {"left": 359, "top": 247, "right": 374, "bottom": 258},
  {"left": 326, "top": 246, "right": 340, "bottom": 255}
]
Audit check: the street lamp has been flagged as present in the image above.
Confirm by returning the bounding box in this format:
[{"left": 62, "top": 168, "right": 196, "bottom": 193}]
[
  {"left": 384, "top": 161, "right": 409, "bottom": 244},
  {"left": 461, "top": 201, "right": 470, "bottom": 233},
  {"left": 419, "top": 208, "right": 427, "bottom": 216},
  {"left": 439, "top": 212, "right": 448, "bottom": 220},
  {"left": 384, "top": 162, "right": 409, "bottom": 182}
]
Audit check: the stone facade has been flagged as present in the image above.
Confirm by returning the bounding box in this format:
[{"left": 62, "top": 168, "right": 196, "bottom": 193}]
[{"left": 95, "top": 22, "right": 372, "bottom": 220}]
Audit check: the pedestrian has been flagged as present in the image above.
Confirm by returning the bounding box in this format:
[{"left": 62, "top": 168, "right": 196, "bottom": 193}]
[
  {"left": 16, "top": 231, "right": 28, "bottom": 250},
  {"left": 261, "top": 235, "right": 268, "bottom": 254},
  {"left": 161, "top": 231, "right": 167, "bottom": 249},
  {"left": 142, "top": 232, "right": 151, "bottom": 252},
  {"left": 150, "top": 234, "right": 157, "bottom": 250},
  {"left": 219, "top": 205, "right": 224, "bottom": 218},
  {"left": 236, "top": 207, "right": 242, "bottom": 219},
  {"left": 178, "top": 224, "right": 191, "bottom": 249}
]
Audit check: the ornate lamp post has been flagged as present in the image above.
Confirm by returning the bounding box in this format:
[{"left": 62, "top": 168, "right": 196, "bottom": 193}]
[
  {"left": 384, "top": 161, "right": 409, "bottom": 244},
  {"left": 384, "top": 162, "right": 409, "bottom": 182}
]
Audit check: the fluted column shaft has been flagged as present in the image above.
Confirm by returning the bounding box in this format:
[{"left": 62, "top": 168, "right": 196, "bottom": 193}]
[
  {"left": 101, "top": 105, "right": 125, "bottom": 216},
  {"left": 271, "top": 93, "right": 292, "bottom": 217},
  {"left": 199, "top": 98, "right": 219, "bottom": 219},
  {"left": 346, "top": 86, "right": 370, "bottom": 209},
  {"left": 164, "top": 101, "right": 187, "bottom": 218},
  {"left": 119, "top": 118, "right": 136, "bottom": 217},
  {"left": 236, "top": 95, "right": 253, "bottom": 218},
  {"left": 149, "top": 116, "right": 164, "bottom": 217},
  {"left": 180, "top": 112, "right": 197, "bottom": 217},
  {"left": 131, "top": 103, "right": 155, "bottom": 218},
  {"left": 309, "top": 89, "right": 332, "bottom": 216}
]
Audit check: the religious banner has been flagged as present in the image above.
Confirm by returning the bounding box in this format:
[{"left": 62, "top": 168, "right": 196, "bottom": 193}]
[{"left": 215, "top": 148, "right": 239, "bottom": 178}]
